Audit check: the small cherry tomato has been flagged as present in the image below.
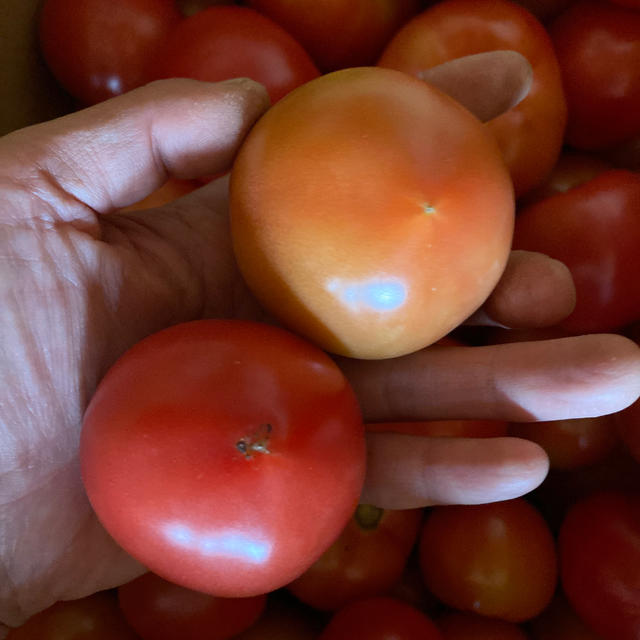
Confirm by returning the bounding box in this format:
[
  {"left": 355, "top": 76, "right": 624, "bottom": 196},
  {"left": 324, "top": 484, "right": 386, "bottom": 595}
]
[
  {"left": 151, "top": 5, "right": 319, "bottom": 102},
  {"left": 118, "top": 572, "right": 267, "bottom": 640},
  {"left": 318, "top": 596, "right": 443, "bottom": 640},
  {"left": 38, "top": 0, "right": 182, "bottom": 105},
  {"left": 81, "top": 320, "right": 365, "bottom": 598},
  {"left": 230, "top": 66, "right": 514, "bottom": 359},
  {"left": 378, "top": 0, "right": 568, "bottom": 197},
  {"left": 419, "top": 499, "right": 557, "bottom": 622},
  {"left": 559, "top": 491, "right": 640, "bottom": 640},
  {"left": 287, "top": 504, "right": 423, "bottom": 611}
]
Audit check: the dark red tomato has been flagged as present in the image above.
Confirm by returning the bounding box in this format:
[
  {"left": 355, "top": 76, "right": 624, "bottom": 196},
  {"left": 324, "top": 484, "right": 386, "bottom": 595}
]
[
  {"left": 38, "top": 0, "right": 181, "bottom": 105},
  {"left": 318, "top": 596, "right": 443, "bottom": 640},
  {"left": 231, "top": 591, "right": 323, "bottom": 640},
  {"left": 287, "top": 504, "right": 423, "bottom": 611},
  {"left": 509, "top": 416, "right": 618, "bottom": 470},
  {"left": 550, "top": 0, "right": 640, "bottom": 150},
  {"left": 80, "top": 320, "right": 365, "bottom": 598},
  {"left": 378, "top": 0, "right": 568, "bottom": 197},
  {"left": 419, "top": 499, "right": 557, "bottom": 622},
  {"left": 366, "top": 419, "right": 508, "bottom": 437},
  {"left": 437, "top": 611, "right": 528, "bottom": 640},
  {"left": 517, "top": 150, "right": 612, "bottom": 207},
  {"left": 559, "top": 491, "right": 640, "bottom": 640},
  {"left": 6, "top": 591, "right": 139, "bottom": 640},
  {"left": 510, "top": 0, "right": 574, "bottom": 22},
  {"left": 246, "top": 0, "right": 421, "bottom": 72},
  {"left": 616, "top": 396, "right": 640, "bottom": 464},
  {"left": 151, "top": 5, "right": 319, "bottom": 102},
  {"left": 177, "top": 0, "right": 235, "bottom": 16},
  {"left": 513, "top": 169, "right": 640, "bottom": 334},
  {"left": 608, "top": 0, "right": 640, "bottom": 7},
  {"left": 529, "top": 591, "right": 605, "bottom": 640},
  {"left": 118, "top": 572, "right": 266, "bottom": 640}
]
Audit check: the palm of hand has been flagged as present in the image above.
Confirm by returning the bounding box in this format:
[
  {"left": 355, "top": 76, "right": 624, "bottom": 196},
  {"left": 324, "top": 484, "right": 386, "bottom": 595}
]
[{"left": 1, "top": 173, "right": 265, "bottom": 624}]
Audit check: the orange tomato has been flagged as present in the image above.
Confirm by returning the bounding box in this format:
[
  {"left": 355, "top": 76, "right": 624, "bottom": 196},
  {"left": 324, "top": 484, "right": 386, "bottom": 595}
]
[{"left": 230, "top": 67, "right": 514, "bottom": 359}]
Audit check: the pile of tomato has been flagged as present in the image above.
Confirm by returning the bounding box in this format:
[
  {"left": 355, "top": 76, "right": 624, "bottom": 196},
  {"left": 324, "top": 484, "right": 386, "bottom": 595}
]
[{"left": 9, "top": 0, "right": 640, "bottom": 638}]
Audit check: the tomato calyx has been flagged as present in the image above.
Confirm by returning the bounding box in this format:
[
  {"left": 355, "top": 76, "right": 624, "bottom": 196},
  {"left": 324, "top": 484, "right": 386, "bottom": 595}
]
[
  {"left": 236, "top": 423, "right": 273, "bottom": 458},
  {"left": 354, "top": 504, "right": 384, "bottom": 530}
]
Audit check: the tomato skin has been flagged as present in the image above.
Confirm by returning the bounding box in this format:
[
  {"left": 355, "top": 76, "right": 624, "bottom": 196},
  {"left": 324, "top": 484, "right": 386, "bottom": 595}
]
[
  {"left": 6, "top": 591, "right": 139, "bottom": 640},
  {"left": 513, "top": 169, "right": 640, "bottom": 334},
  {"left": 151, "top": 6, "right": 320, "bottom": 102},
  {"left": 230, "top": 66, "right": 514, "bottom": 360},
  {"left": 117, "top": 572, "right": 267, "bottom": 640},
  {"left": 378, "top": 0, "right": 567, "bottom": 197},
  {"left": 550, "top": 0, "right": 640, "bottom": 150},
  {"left": 509, "top": 416, "right": 618, "bottom": 470},
  {"left": 318, "top": 596, "right": 443, "bottom": 640},
  {"left": 559, "top": 491, "right": 640, "bottom": 640},
  {"left": 80, "top": 320, "right": 365, "bottom": 597},
  {"left": 437, "top": 611, "right": 528, "bottom": 640},
  {"left": 38, "top": 0, "right": 182, "bottom": 105},
  {"left": 287, "top": 504, "right": 423, "bottom": 611},
  {"left": 419, "top": 499, "right": 557, "bottom": 622},
  {"left": 247, "top": 0, "right": 421, "bottom": 72}
]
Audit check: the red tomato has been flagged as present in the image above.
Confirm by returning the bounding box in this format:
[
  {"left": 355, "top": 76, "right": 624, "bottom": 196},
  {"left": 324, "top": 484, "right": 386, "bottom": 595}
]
[
  {"left": 151, "top": 6, "right": 319, "bottom": 102},
  {"left": 230, "top": 67, "right": 514, "bottom": 359},
  {"left": 559, "top": 491, "right": 640, "bottom": 640},
  {"left": 608, "top": 0, "right": 640, "bottom": 7},
  {"left": 38, "top": 0, "right": 181, "bottom": 105},
  {"left": 419, "top": 499, "right": 557, "bottom": 622},
  {"left": 550, "top": 0, "right": 640, "bottom": 150},
  {"left": 318, "top": 596, "right": 443, "bottom": 640},
  {"left": 437, "top": 611, "right": 528, "bottom": 640},
  {"left": 231, "top": 591, "right": 323, "bottom": 640},
  {"left": 287, "top": 504, "right": 423, "bottom": 611},
  {"left": 118, "top": 572, "right": 266, "bottom": 640},
  {"left": 80, "top": 320, "right": 365, "bottom": 597},
  {"left": 6, "top": 591, "right": 139, "bottom": 640},
  {"left": 616, "top": 397, "right": 640, "bottom": 463},
  {"left": 366, "top": 419, "right": 508, "bottom": 438},
  {"left": 178, "top": 0, "right": 235, "bottom": 16},
  {"left": 513, "top": 169, "right": 640, "bottom": 334},
  {"left": 509, "top": 416, "right": 618, "bottom": 470},
  {"left": 246, "top": 0, "right": 421, "bottom": 71},
  {"left": 378, "top": 0, "right": 568, "bottom": 197},
  {"left": 529, "top": 592, "right": 605, "bottom": 640},
  {"left": 517, "top": 150, "right": 612, "bottom": 207}
]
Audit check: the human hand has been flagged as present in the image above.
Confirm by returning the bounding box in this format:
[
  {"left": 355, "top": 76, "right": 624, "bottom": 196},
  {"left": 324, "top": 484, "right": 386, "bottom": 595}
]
[{"left": 1, "top": 56, "right": 639, "bottom": 631}]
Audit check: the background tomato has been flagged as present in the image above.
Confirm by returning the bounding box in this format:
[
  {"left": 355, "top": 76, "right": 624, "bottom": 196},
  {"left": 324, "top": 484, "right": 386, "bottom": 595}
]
[
  {"left": 81, "top": 320, "right": 365, "bottom": 598},
  {"left": 550, "top": 0, "right": 640, "bottom": 150},
  {"left": 230, "top": 66, "right": 514, "bottom": 359},
  {"left": 528, "top": 592, "right": 605, "bottom": 640},
  {"left": 38, "top": 0, "right": 181, "bottom": 105},
  {"left": 246, "top": 0, "right": 421, "bottom": 71},
  {"left": 508, "top": 416, "right": 618, "bottom": 470},
  {"left": 378, "top": 0, "right": 567, "bottom": 197},
  {"left": 287, "top": 504, "right": 423, "bottom": 611},
  {"left": 419, "top": 499, "right": 557, "bottom": 622},
  {"left": 436, "top": 611, "right": 528, "bottom": 640},
  {"left": 6, "top": 591, "right": 139, "bottom": 640},
  {"left": 318, "top": 596, "right": 443, "bottom": 640},
  {"left": 151, "top": 5, "right": 319, "bottom": 102},
  {"left": 559, "top": 491, "right": 640, "bottom": 640},
  {"left": 118, "top": 572, "right": 266, "bottom": 640},
  {"left": 513, "top": 169, "right": 640, "bottom": 333}
]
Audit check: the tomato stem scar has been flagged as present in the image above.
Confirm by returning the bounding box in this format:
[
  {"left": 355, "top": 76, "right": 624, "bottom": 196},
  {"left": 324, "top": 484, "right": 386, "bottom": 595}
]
[{"left": 236, "top": 423, "right": 273, "bottom": 458}]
